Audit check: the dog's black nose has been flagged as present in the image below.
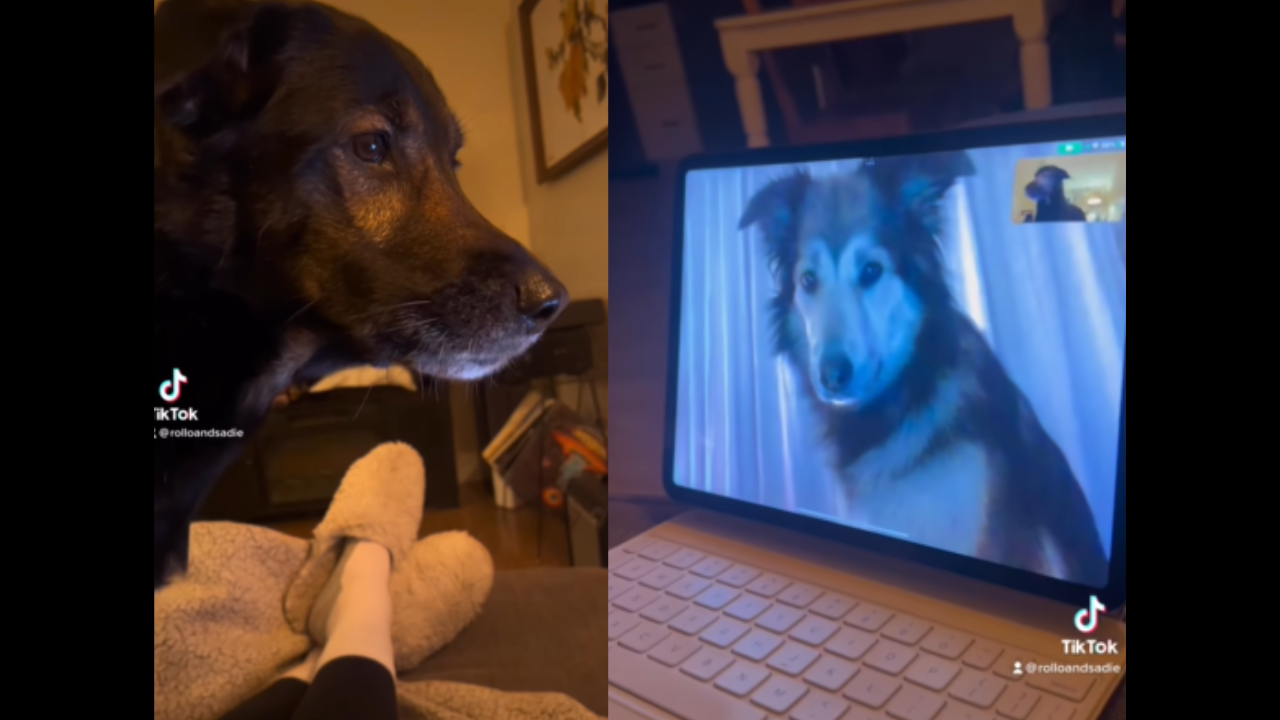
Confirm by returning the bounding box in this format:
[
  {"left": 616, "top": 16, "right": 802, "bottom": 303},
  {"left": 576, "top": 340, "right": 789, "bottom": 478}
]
[
  {"left": 516, "top": 267, "right": 568, "bottom": 331},
  {"left": 820, "top": 354, "right": 853, "bottom": 393}
]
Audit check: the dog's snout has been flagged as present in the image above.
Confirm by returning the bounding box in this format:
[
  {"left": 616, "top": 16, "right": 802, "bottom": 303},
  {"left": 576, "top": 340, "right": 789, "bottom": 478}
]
[
  {"left": 515, "top": 266, "right": 568, "bottom": 332},
  {"left": 819, "top": 353, "right": 854, "bottom": 393}
]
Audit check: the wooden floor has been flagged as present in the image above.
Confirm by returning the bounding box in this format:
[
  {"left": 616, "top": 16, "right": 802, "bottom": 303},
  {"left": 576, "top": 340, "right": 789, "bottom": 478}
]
[{"left": 265, "top": 482, "right": 572, "bottom": 571}]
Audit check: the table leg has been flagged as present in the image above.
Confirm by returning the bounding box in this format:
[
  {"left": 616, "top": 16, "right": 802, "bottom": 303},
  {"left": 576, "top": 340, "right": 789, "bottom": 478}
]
[
  {"left": 724, "top": 48, "right": 769, "bottom": 148},
  {"left": 1015, "top": 5, "right": 1053, "bottom": 110}
]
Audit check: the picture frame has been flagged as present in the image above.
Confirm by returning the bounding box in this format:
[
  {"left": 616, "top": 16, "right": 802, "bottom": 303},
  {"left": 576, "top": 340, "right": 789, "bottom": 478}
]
[{"left": 519, "top": 0, "right": 609, "bottom": 184}]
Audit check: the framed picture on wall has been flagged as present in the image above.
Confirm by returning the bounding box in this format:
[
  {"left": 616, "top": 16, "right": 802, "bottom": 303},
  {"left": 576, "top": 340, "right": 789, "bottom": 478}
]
[{"left": 519, "top": 0, "right": 609, "bottom": 184}]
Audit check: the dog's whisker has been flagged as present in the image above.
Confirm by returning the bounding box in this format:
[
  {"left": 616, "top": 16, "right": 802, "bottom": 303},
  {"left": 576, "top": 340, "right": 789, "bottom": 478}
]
[
  {"left": 352, "top": 384, "right": 375, "bottom": 421},
  {"left": 285, "top": 300, "right": 319, "bottom": 325},
  {"left": 350, "top": 301, "right": 435, "bottom": 320}
]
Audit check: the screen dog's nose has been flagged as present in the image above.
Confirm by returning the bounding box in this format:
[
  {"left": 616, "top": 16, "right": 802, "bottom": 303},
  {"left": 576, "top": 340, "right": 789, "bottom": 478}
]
[{"left": 820, "top": 354, "right": 854, "bottom": 393}]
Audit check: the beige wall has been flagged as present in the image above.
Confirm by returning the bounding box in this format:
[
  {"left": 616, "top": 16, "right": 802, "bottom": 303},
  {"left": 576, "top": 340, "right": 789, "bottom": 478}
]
[
  {"left": 506, "top": 0, "right": 610, "bottom": 427},
  {"left": 505, "top": 0, "right": 609, "bottom": 303}
]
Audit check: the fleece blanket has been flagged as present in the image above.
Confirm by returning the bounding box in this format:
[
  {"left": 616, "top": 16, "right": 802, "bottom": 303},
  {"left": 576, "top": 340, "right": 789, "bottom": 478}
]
[{"left": 155, "top": 522, "right": 602, "bottom": 720}]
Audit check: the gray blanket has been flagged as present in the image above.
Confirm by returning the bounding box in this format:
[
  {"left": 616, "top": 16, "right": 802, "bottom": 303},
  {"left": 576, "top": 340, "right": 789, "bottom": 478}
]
[{"left": 154, "top": 522, "right": 602, "bottom": 720}]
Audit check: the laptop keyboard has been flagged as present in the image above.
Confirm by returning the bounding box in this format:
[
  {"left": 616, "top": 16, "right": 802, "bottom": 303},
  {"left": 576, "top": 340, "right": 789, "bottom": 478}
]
[{"left": 609, "top": 538, "right": 1094, "bottom": 720}]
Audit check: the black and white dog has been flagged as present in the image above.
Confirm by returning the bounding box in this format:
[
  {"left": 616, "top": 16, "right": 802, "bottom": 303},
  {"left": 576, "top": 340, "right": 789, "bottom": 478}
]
[
  {"left": 154, "top": 0, "right": 567, "bottom": 589},
  {"left": 740, "top": 153, "right": 1109, "bottom": 586}
]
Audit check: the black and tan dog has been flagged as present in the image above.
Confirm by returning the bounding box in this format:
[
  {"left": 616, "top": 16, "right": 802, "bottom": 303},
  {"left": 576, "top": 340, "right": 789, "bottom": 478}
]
[
  {"left": 740, "top": 154, "right": 1109, "bottom": 586},
  {"left": 154, "top": 0, "right": 567, "bottom": 589}
]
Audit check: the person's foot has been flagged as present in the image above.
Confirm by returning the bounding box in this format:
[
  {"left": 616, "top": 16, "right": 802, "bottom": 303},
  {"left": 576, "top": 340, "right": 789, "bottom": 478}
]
[
  {"left": 308, "top": 540, "right": 393, "bottom": 646},
  {"left": 284, "top": 443, "right": 426, "bottom": 636}
]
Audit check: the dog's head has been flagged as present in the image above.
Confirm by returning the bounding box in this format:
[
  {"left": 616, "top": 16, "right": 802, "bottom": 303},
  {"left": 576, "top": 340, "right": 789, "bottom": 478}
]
[
  {"left": 740, "top": 153, "right": 973, "bottom": 410},
  {"left": 155, "top": 1, "right": 568, "bottom": 382},
  {"left": 1026, "top": 165, "right": 1070, "bottom": 203}
]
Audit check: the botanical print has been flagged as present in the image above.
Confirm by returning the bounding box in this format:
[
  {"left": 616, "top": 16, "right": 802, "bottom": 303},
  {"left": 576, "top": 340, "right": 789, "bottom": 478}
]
[{"left": 546, "top": 0, "right": 608, "bottom": 122}]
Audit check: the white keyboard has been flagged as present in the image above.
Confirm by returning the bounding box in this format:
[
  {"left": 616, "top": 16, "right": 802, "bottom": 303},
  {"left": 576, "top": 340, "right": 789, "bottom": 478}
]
[{"left": 609, "top": 537, "right": 1096, "bottom": 720}]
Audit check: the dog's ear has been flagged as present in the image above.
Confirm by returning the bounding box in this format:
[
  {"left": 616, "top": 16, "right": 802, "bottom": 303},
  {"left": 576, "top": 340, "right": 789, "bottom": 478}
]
[
  {"left": 739, "top": 171, "right": 811, "bottom": 237},
  {"left": 863, "top": 152, "right": 975, "bottom": 234},
  {"left": 156, "top": 2, "right": 296, "bottom": 141}
]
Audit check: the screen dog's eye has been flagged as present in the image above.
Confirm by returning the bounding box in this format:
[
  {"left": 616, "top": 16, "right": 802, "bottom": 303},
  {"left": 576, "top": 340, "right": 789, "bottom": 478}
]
[
  {"left": 352, "top": 133, "right": 389, "bottom": 163},
  {"left": 860, "top": 262, "right": 885, "bottom": 288},
  {"left": 800, "top": 271, "right": 819, "bottom": 292}
]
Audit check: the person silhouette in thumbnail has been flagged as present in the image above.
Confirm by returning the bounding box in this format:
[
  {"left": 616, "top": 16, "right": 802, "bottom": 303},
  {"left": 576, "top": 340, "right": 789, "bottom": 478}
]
[{"left": 1026, "top": 166, "right": 1087, "bottom": 222}]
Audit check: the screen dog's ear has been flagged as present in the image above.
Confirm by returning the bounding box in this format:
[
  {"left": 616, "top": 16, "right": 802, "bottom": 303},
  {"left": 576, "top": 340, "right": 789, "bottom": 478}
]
[
  {"left": 740, "top": 171, "right": 811, "bottom": 282},
  {"left": 863, "top": 152, "right": 975, "bottom": 235},
  {"left": 155, "top": 2, "right": 297, "bottom": 142},
  {"left": 739, "top": 171, "right": 810, "bottom": 235}
]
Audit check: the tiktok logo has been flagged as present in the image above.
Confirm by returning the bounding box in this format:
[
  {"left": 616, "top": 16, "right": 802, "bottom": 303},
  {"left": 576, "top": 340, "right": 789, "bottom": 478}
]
[
  {"left": 160, "top": 369, "right": 189, "bottom": 404},
  {"left": 1074, "top": 595, "right": 1107, "bottom": 635}
]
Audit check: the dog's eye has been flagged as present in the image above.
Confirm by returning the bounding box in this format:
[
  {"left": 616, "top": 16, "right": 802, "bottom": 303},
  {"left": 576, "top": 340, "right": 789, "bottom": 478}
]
[
  {"left": 352, "top": 133, "right": 389, "bottom": 164},
  {"left": 860, "top": 262, "right": 885, "bottom": 288},
  {"left": 800, "top": 271, "right": 819, "bottom": 292}
]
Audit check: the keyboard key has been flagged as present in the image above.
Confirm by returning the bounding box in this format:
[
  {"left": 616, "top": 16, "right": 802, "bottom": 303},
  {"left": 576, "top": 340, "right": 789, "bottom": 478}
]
[
  {"left": 993, "top": 651, "right": 1035, "bottom": 681},
  {"left": 922, "top": 629, "right": 975, "bottom": 660},
  {"left": 609, "top": 613, "right": 640, "bottom": 641},
  {"left": 963, "top": 641, "right": 1006, "bottom": 671},
  {"left": 670, "top": 607, "right": 719, "bottom": 636},
  {"left": 734, "top": 630, "right": 785, "bottom": 662},
  {"left": 752, "top": 677, "right": 810, "bottom": 714},
  {"left": 790, "top": 694, "right": 851, "bottom": 720},
  {"left": 758, "top": 605, "right": 806, "bottom": 634},
  {"left": 886, "top": 686, "right": 947, "bottom": 720},
  {"left": 804, "top": 656, "right": 859, "bottom": 692},
  {"left": 668, "top": 577, "right": 713, "bottom": 600},
  {"left": 995, "top": 687, "right": 1042, "bottom": 720},
  {"left": 639, "top": 566, "right": 684, "bottom": 590},
  {"left": 1026, "top": 671, "right": 1094, "bottom": 703},
  {"left": 779, "top": 584, "right": 825, "bottom": 608},
  {"left": 640, "top": 598, "right": 687, "bottom": 624},
  {"left": 811, "top": 594, "right": 858, "bottom": 621},
  {"left": 608, "top": 578, "right": 632, "bottom": 602},
  {"left": 615, "top": 558, "right": 659, "bottom": 581},
  {"left": 791, "top": 616, "right": 841, "bottom": 646},
  {"left": 725, "top": 595, "right": 772, "bottom": 622},
  {"left": 715, "top": 662, "right": 772, "bottom": 698},
  {"left": 767, "top": 642, "right": 821, "bottom": 676},
  {"left": 640, "top": 541, "right": 681, "bottom": 561},
  {"left": 614, "top": 587, "right": 661, "bottom": 613},
  {"left": 620, "top": 622, "right": 670, "bottom": 653},
  {"left": 610, "top": 647, "right": 767, "bottom": 720},
  {"left": 695, "top": 585, "right": 741, "bottom": 610},
  {"left": 949, "top": 669, "right": 1008, "bottom": 709},
  {"left": 941, "top": 706, "right": 997, "bottom": 720},
  {"left": 681, "top": 648, "right": 736, "bottom": 681},
  {"left": 847, "top": 603, "right": 895, "bottom": 632},
  {"left": 665, "top": 549, "right": 706, "bottom": 570},
  {"left": 883, "top": 615, "right": 933, "bottom": 646},
  {"left": 720, "top": 565, "right": 763, "bottom": 588},
  {"left": 905, "top": 656, "right": 962, "bottom": 691},
  {"left": 649, "top": 635, "right": 703, "bottom": 668},
  {"left": 702, "top": 619, "right": 751, "bottom": 649},
  {"left": 691, "top": 556, "right": 734, "bottom": 579},
  {"left": 621, "top": 538, "right": 653, "bottom": 555},
  {"left": 746, "top": 573, "right": 792, "bottom": 598},
  {"left": 844, "top": 667, "right": 902, "bottom": 709},
  {"left": 826, "top": 627, "right": 880, "bottom": 661},
  {"left": 1028, "top": 698, "right": 1078, "bottom": 720},
  {"left": 866, "top": 640, "right": 918, "bottom": 676}
]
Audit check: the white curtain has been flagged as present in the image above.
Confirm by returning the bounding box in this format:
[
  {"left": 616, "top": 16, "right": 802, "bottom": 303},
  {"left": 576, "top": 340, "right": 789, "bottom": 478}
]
[{"left": 674, "top": 143, "right": 1126, "bottom": 555}]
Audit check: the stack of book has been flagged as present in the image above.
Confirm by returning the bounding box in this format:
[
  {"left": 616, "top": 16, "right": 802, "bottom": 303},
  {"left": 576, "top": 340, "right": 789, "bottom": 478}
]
[{"left": 482, "top": 391, "right": 557, "bottom": 509}]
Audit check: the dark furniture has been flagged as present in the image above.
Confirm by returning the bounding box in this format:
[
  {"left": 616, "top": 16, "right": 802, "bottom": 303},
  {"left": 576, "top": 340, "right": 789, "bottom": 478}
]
[{"left": 198, "top": 384, "right": 460, "bottom": 524}]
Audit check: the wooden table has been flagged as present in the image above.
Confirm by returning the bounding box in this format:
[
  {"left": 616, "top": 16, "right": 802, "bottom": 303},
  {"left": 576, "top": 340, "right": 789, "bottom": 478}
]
[{"left": 715, "top": 0, "right": 1057, "bottom": 147}]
